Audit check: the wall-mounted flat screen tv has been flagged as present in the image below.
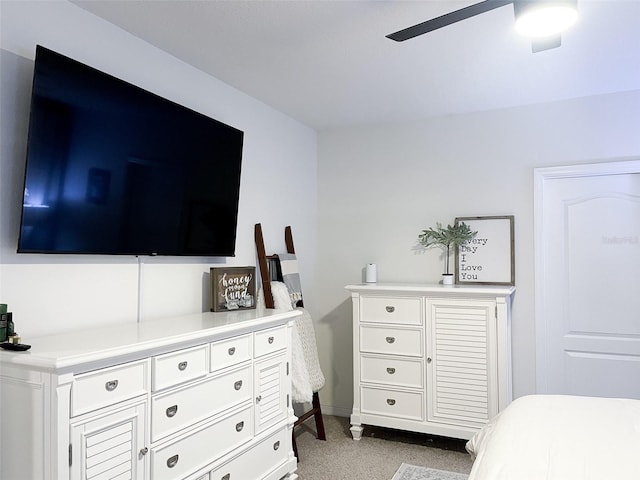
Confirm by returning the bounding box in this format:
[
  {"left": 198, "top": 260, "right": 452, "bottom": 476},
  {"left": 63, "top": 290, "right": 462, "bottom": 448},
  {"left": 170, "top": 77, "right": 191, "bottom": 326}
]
[{"left": 18, "top": 45, "right": 244, "bottom": 256}]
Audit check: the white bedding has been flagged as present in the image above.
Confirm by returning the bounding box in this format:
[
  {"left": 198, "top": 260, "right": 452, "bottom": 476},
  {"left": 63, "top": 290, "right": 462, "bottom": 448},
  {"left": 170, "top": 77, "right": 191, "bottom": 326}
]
[{"left": 466, "top": 394, "right": 640, "bottom": 480}]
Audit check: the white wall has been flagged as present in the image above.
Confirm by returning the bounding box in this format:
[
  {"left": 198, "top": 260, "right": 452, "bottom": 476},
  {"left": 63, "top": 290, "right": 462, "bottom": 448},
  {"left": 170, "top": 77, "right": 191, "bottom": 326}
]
[
  {"left": 3, "top": 1, "right": 640, "bottom": 422},
  {"left": 0, "top": 1, "right": 317, "bottom": 336},
  {"left": 314, "top": 90, "right": 640, "bottom": 415}
]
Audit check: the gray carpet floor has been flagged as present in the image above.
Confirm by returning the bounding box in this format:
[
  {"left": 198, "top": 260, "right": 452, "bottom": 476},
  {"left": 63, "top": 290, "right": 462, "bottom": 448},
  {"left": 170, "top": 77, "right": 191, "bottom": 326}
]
[{"left": 293, "top": 415, "right": 474, "bottom": 480}]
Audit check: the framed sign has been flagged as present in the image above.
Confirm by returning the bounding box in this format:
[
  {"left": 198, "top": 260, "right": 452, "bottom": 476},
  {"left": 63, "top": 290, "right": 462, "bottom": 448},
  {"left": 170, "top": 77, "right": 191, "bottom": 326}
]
[
  {"left": 455, "top": 216, "right": 515, "bottom": 285},
  {"left": 210, "top": 266, "right": 256, "bottom": 312}
]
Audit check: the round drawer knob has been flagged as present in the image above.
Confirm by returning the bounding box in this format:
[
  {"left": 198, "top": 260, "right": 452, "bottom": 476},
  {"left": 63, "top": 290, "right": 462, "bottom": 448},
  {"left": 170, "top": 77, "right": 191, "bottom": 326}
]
[
  {"left": 228, "top": 347, "right": 236, "bottom": 356},
  {"left": 235, "top": 421, "right": 244, "bottom": 432},
  {"left": 268, "top": 336, "right": 275, "bottom": 344},
  {"left": 273, "top": 440, "right": 280, "bottom": 451},
  {"left": 427, "top": 357, "right": 432, "bottom": 364},
  {"left": 386, "top": 367, "right": 396, "bottom": 374},
  {"left": 385, "top": 306, "right": 395, "bottom": 313},
  {"left": 178, "top": 361, "right": 188, "bottom": 371},
  {"left": 234, "top": 380, "right": 243, "bottom": 391},
  {"left": 386, "top": 398, "right": 396, "bottom": 406},
  {"left": 222, "top": 474, "right": 231, "bottom": 480},
  {"left": 385, "top": 336, "right": 395, "bottom": 344}
]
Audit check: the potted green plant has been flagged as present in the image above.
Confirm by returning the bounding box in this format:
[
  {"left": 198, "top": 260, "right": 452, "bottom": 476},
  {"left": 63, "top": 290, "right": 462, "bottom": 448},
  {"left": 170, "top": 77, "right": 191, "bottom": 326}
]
[{"left": 418, "top": 221, "right": 477, "bottom": 285}]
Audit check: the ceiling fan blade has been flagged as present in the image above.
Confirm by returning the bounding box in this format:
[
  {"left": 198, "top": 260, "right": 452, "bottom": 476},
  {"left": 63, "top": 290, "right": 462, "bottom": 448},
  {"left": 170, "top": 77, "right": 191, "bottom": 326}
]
[{"left": 387, "top": 0, "right": 513, "bottom": 42}]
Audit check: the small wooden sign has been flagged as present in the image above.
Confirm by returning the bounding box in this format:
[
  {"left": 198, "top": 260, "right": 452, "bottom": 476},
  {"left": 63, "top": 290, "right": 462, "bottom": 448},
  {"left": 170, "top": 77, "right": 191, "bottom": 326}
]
[{"left": 210, "top": 266, "right": 256, "bottom": 312}]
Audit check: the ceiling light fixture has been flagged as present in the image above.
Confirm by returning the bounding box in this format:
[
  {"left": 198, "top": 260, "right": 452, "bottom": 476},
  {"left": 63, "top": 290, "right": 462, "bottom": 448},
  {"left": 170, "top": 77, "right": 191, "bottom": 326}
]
[{"left": 513, "top": 0, "right": 578, "bottom": 38}]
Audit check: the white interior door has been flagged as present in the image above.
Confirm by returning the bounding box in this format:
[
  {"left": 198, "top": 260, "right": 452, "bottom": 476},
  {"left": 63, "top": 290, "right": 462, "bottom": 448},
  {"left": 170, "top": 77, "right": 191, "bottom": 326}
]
[{"left": 535, "top": 160, "right": 640, "bottom": 398}]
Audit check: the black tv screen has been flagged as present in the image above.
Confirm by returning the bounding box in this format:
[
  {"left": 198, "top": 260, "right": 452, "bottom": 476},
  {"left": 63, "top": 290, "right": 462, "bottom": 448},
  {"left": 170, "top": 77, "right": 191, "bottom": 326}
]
[{"left": 18, "top": 45, "right": 244, "bottom": 256}]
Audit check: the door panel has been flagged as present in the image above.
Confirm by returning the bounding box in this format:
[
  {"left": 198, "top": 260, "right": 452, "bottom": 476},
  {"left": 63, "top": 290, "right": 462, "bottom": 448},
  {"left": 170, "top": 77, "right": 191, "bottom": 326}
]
[
  {"left": 566, "top": 351, "right": 640, "bottom": 398},
  {"left": 427, "top": 299, "right": 496, "bottom": 427},
  {"left": 535, "top": 161, "right": 640, "bottom": 397},
  {"left": 70, "top": 401, "right": 146, "bottom": 480},
  {"left": 567, "top": 193, "right": 640, "bottom": 335},
  {"left": 254, "top": 353, "right": 288, "bottom": 433}
]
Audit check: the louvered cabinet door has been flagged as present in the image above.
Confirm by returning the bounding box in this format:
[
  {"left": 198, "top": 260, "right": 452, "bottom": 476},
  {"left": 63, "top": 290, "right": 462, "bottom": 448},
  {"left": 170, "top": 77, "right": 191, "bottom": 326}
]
[
  {"left": 70, "top": 400, "right": 147, "bottom": 480},
  {"left": 254, "top": 352, "right": 288, "bottom": 434},
  {"left": 426, "top": 299, "right": 498, "bottom": 429}
]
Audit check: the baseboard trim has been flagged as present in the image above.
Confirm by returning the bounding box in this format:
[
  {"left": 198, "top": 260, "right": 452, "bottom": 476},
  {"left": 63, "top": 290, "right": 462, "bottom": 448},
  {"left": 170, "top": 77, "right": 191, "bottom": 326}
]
[
  {"left": 292, "top": 400, "right": 351, "bottom": 418},
  {"left": 319, "top": 403, "right": 351, "bottom": 418}
]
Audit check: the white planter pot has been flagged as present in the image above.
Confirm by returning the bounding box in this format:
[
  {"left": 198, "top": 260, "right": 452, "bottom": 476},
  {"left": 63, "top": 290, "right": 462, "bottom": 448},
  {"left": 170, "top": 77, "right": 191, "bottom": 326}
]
[{"left": 442, "top": 274, "right": 454, "bottom": 285}]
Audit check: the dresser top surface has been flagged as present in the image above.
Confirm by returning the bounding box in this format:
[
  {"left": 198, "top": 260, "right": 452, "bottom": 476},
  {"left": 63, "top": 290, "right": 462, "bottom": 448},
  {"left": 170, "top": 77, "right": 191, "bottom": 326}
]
[
  {"left": 345, "top": 282, "right": 516, "bottom": 296},
  {"left": 0, "top": 308, "right": 299, "bottom": 373}
]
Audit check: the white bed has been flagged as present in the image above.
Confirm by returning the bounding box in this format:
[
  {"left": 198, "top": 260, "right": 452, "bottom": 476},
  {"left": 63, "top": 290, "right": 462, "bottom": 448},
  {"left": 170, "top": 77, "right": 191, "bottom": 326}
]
[{"left": 466, "top": 394, "right": 640, "bottom": 480}]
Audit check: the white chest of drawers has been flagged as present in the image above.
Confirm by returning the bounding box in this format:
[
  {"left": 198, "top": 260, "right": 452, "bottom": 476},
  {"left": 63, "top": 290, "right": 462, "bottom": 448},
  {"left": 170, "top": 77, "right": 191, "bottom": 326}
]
[
  {"left": 346, "top": 283, "right": 515, "bottom": 441},
  {"left": 0, "top": 309, "right": 299, "bottom": 480}
]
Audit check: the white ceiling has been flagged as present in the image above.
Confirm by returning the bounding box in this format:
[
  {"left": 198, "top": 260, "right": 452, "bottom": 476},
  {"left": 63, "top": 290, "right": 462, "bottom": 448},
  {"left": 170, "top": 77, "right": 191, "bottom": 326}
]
[{"left": 73, "top": 0, "right": 640, "bottom": 131}]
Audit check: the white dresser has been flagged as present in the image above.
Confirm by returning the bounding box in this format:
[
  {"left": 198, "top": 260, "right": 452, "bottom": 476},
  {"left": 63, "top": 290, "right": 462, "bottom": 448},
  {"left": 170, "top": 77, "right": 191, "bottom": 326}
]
[
  {"left": 0, "top": 309, "right": 299, "bottom": 480},
  {"left": 346, "top": 283, "right": 515, "bottom": 441}
]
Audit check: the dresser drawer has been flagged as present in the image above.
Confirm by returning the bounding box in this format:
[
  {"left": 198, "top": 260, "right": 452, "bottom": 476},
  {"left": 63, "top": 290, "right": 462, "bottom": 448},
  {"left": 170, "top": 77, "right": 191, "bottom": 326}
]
[
  {"left": 360, "top": 296, "right": 422, "bottom": 325},
  {"left": 360, "top": 325, "right": 423, "bottom": 357},
  {"left": 151, "top": 405, "right": 253, "bottom": 480},
  {"left": 361, "top": 386, "right": 424, "bottom": 421},
  {"left": 151, "top": 365, "right": 252, "bottom": 442},
  {"left": 254, "top": 325, "right": 287, "bottom": 357},
  {"left": 72, "top": 360, "right": 148, "bottom": 416},
  {"left": 209, "top": 427, "right": 289, "bottom": 480},
  {"left": 152, "top": 344, "right": 208, "bottom": 392},
  {"left": 361, "top": 354, "right": 424, "bottom": 389},
  {"left": 210, "top": 334, "right": 251, "bottom": 371}
]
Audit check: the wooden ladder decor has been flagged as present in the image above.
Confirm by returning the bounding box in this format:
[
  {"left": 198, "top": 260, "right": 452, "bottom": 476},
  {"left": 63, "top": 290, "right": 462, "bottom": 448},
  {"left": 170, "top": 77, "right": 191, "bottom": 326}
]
[{"left": 254, "top": 223, "right": 327, "bottom": 461}]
